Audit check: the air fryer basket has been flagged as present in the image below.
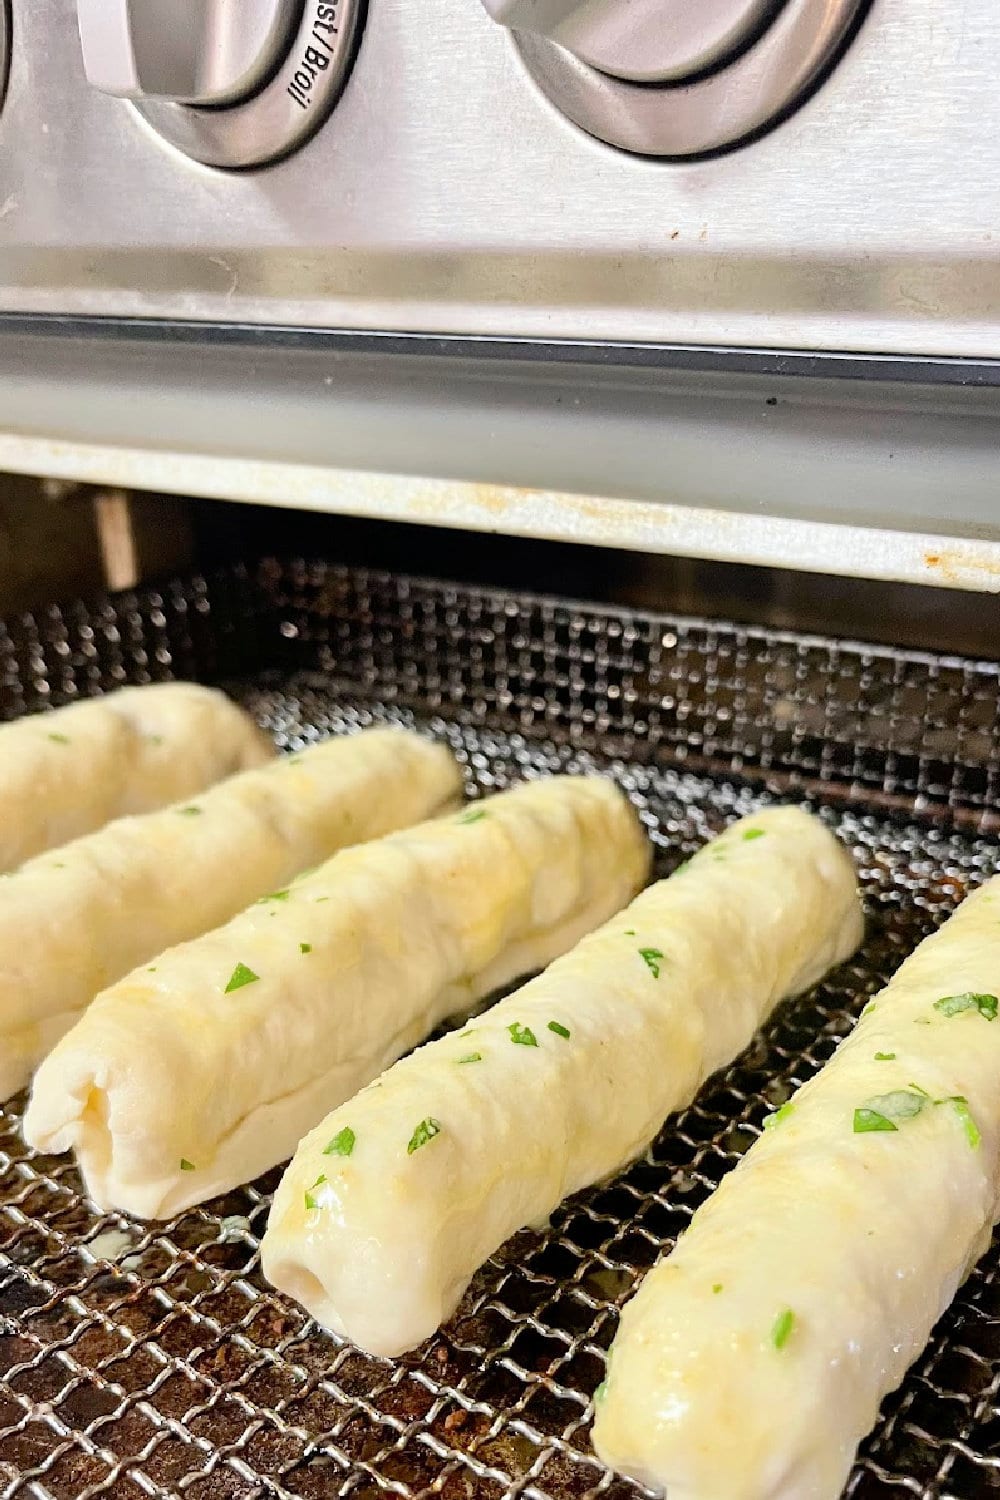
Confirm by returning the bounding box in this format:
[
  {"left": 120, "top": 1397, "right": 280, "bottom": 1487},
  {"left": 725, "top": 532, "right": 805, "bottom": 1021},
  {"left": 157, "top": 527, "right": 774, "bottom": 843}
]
[{"left": 2, "top": 558, "right": 1000, "bottom": 1500}]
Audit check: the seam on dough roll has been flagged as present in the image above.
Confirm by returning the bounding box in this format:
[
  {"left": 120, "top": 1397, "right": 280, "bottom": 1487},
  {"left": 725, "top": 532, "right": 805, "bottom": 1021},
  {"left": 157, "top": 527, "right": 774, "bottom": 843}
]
[
  {"left": 24, "top": 774, "right": 650, "bottom": 1219},
  {"left": 0, "top": 681, "right": 272, "bottom": 873},
  {"left": 259, "top": 805, "right": 862, "bottom": 1357},
  {"left": 590, "top": 875, "right": 1000, "bottom": 1500},
  {"left": 1, "top": 726, "right": 461, "bottom": 1101}
]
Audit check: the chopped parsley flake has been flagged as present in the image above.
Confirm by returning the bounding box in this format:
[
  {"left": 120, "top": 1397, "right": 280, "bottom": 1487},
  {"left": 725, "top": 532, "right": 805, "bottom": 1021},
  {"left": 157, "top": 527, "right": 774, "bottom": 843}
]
[
  {"left": 457, "top": 1052, "right": 483, "bottom": 1064},
  {"left": 508, "top": 1022, "right": 538, "bottom": 1047},
  {"left": 548, "top": 1021, "right": 571, "bottom": 1040},
  {"left": 939, "top": 1095, "right": 982, "bottom": 1149},
  {"left": 304, "top": 1173, "right": 327, "bottom": 1210},
  {"left": 299, "top": 942, "right": 312, "bottom": 954},
  {"left": 853, "top": 1088, "right": 927, "bottom": 1134},
  {"left": 323, "top": 1127, "right": 355, "bottom": 1157},
  {"left": 763, "top": 1102, "right": 795, "bottom": 1131},
  {"left": 458, "top": 808, "right": 488, "bottom": 824},
  {"left": 712, "top": 1283, "right": 724, "bottom": 1294},
  {"left": 639, "top": 947, "right": 665, "bottom": 979},
  {"left": 771, "top": 1308, "right": 796, "bottom": 1349},
  {"left": 147, "top": 967, "right": 157, "bottom": 974},
  {"left": 623, "top": 929, "right": 636, "bottom": 936},
  {"left": 933, "top": 992, "right": 999, "bottom": 1021},
  {"left": 853, "top": 1110, "right": 898, "bottom": 1133},
  {"left": 861, "top": 1001, "right": 877, "bottom": 1018},
  {"left": 314, "top": 896, "right": 330, "bottom": 903},
  {"left": 180, "top": 1158, "right": 195, "bottom": 1172},
  {"left": 874, "top": 1052, "right": 896, "bottom": 1061},
  {"left": 257, "top": 890, "right": 290, "bottom": 904},
  {"left": 225, "top": 962, "right": 260, "bottom": 993},
  {"left": 742, "top": 828, "right": 766, "bottom": 841},
  {"left": 177, "top": 805, "right": 202, "bottom": 817},
  {"left": 594, "top": 1380, "right": 607, "bottom": 1404},
  {"left": 407, "top": 1117, "right": 442, "bottom": 1154},
  {"left": 47, "top": 732, "right": 70, "bottom": 745}
]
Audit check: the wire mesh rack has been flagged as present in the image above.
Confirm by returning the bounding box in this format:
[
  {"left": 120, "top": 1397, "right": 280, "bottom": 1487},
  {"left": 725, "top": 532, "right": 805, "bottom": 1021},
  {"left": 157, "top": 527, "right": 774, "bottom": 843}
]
[{"left": 2, "top": 559, "right": 1000, "bottom": 1499}]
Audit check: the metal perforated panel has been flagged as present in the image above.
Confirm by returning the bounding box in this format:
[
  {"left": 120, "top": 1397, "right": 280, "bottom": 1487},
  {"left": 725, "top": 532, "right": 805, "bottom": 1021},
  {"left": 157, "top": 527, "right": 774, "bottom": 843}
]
[{"left": 2, "top": 561, "right": 1000, "bottom": 1499}]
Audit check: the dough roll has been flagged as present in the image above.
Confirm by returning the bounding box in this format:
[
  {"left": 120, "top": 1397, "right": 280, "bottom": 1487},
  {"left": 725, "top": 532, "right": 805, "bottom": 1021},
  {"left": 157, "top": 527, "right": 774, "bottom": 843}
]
[
  {"left": 592, "top": 877, "right": 1000, "bottom": 1500},
  {"left": 261, "top": 806, "right": 862, "bottom": 1357},
  {"left": 25, "top": 775, "right": 649, "bottom": 1219},
  {"left": 1, "top": 727, "right": 460, "bottom": 1101},
  {"left": 0, "top": 682, "right": 272, "bottom": 873}
]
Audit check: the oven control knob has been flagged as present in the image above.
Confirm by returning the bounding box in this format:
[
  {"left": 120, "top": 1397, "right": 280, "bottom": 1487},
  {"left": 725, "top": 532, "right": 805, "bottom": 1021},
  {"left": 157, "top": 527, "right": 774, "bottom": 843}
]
[
  {"left": 77, "top": 0, "right": 297, "bottom": 106},
  {"left": 76, "top": 0, "right": 365, "bottom": 168},
  {"left": 481, "top": 0, "right": 866, "bottom": 157},
  {"left": 479, "top": 0, "right": 777, "bottom": 86}
]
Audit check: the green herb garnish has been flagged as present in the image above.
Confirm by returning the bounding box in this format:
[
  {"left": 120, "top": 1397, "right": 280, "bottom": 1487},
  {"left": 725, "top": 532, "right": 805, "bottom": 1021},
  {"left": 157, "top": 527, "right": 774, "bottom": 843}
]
[
  {"left": 177, "top": 805, "right": 202, "bottom": 817},
  {"left": 407, "top": 1117, "right": 442, "bottom": 1154},
  {"left": 593, "top": 1380, "right": 607, "bottom": 1404},
  {"left": 712, "top": 1283, "right": 723, "bottom": 1294},
  {"left": 299, "top": 942, "right": 312, "bottom": 954},
  {"left": 47, "top": 732, "right": 70, "bottom": 745},
  {"left": 933, "top": 992, "right": 999, "bottom": 1021},
  {"left": 458, "top": 808, "right": 488, "bottom": 824},
  {"left": 742, "top": 828, "right": 766, "bottom": 841},
  {"left": 771, "top": 1308, "right": 796, "bottom": 1349},
  {"left": 304, "top": 1173, "right": 327, "bottom": 1210},
  {"left": 639, "top": 947, "right": 665, "bottom": 979},
  {"left": 763, "top": 1102, "right": 795, "bottom": 1131},
  {"left": 938, "top": 1095, "right": 982, "bottom": 1149},
  {"left": 853, "top": 1088, "right": 927, "bottom": 1134},
  {"left": 180, "top": 1158, "right": 195, "bottom": 1172},
  {"left": 508, "top": 1022, "right": 538, "bottom": 1047},
  {"left": 323, "top": 1127, "right": 355, "bottom": 1158},
  {"left": 225, "top": 962, "right": 260, "bottom": 993},
  {"left": 548, "top": 1021, "right": 571, "bottom": 1040},
  {"left": 457, "top": 1052, "right": 483, "bottom": 1064},
  {"left": 257, "top": 889, "right": 290, "bottom": 904},
  {"left": 874, "top": 1052, "right": 896, "bottom": 1061},
  {"left": 623, "top": 929, "right": 636, "bottom": 936}
]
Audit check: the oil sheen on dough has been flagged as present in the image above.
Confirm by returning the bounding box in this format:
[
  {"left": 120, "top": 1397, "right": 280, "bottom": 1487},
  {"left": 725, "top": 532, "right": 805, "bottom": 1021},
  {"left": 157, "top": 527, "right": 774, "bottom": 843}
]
[
  {"left": 593, "top": 877, "right": 1000, "bottom": 1500},
  {"left": 0, "top": 682, "right": 272, "bottom": 872},
  {"left": 4, "top": 727, "right": 461, "bottom": 1100},
  {"left": 261, "top": 806, "right": 862, "bottom": 1357},
  {"left": 25, "top": 775, "right": 650, "bottom": 1218}
]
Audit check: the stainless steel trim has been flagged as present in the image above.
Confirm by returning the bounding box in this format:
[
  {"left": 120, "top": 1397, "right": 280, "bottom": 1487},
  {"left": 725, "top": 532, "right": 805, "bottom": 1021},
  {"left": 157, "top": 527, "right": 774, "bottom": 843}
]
[
  {"left": 514, "top": 0, "right": 867, "bottom": 156},
  {"left": 1, "top": 0, "right": 999, "bottom": 354},
  {"left": 133, "top": 0, "right": 364, "bottom": 167},
  {"left": 3, "top": 321, "right": 1000, "bottom": 584}
]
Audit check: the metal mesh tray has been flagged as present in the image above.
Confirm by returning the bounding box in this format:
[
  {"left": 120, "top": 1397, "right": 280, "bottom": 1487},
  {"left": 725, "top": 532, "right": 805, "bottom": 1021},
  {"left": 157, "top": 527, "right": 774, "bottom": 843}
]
[{"left": 3, "top": 560, "right": 1000, "bottom": 1500}]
